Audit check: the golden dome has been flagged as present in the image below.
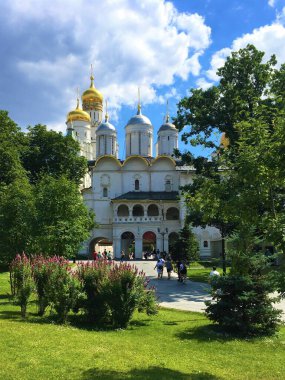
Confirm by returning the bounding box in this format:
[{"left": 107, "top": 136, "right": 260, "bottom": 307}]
[
  {"left": 220, "top": 132, "right": 230, "bottom": 148},
  {"left": 66, "top": 99, "right": 91, "bottom": 123},
  {"left": 82, "top": 74, "right": 103, "bottom": 103}
]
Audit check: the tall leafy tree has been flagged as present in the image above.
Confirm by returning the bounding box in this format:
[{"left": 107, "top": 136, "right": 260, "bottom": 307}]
[
  {"left": 21, "top": 124, "right": 87, "bottom": 185},
  {"left": 0, "top": 175, "right": 35, "bottom": 264},
  {"left": 32, "top": 175, "right": 95, "bottom": 258},
  {"left": 174, "top": 44, "right": 285, "bottom": 261}
]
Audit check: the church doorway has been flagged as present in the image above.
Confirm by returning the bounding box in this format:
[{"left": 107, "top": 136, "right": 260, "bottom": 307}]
[
  {"left": 121, "top": 231, "right": 135, "bottom": 258},
  {"left": 143, "top": 231, "right": 156, "bottom": 256},
  {"left": 89, "top": 237, "right": 113, "bottom": 256}
]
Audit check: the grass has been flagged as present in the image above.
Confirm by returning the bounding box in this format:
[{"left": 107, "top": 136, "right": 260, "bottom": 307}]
[
  {"left": 0, "top": 272, "right": 285, "bottom": 380},
  {"left": 187, "top": 262, "right": 224, "bottom": 283}
]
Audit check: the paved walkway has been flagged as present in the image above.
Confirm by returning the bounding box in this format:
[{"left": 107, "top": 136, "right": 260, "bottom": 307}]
[{"left": 131, "top": 260, "right": 285, "bottom": 321}]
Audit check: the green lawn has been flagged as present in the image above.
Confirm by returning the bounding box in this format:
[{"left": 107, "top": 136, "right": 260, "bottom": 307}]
[
  {"left": 0, "top": 271, "right": 284, "bottom": 380},
  {"left": 187, "top": 262, "right": 224, "bottom": 283}
]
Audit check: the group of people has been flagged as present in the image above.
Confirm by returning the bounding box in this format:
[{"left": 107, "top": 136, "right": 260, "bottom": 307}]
[
  {"left": 154, "top": 260, "right": 220, "bottom": 283},
  {"left": 154, "top": 257, "right": 170, "bottom": 279},
  {"left": 120, "top": 250, "right": 134, "bottom": 261},
  {"left": 92, "top": 249, "right": 113, "bottom": 261},
  {"left": 154, "top": 257, "right": 188, "bottom": 282}
]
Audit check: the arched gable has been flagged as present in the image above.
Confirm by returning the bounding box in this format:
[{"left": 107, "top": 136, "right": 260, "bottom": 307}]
[
  {"left": 151, "top": 155, "right": 176, "bottom": 171},
  {"left": 95, "top": 155, "right": 121, "bottom": 170},
  {"left": 122, "top": 155, "right": 149, "bottom": 170}
]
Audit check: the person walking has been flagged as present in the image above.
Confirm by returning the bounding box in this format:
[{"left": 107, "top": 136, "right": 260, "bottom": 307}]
[
  {"left": 120, "top": 250, "right": 125, "bottom": 262},
  {"left": 165, "top": 258, "right": 173, "bottom": 279},
  {"left": 154, "top": 259, "right": 164, "bottom": 279}
]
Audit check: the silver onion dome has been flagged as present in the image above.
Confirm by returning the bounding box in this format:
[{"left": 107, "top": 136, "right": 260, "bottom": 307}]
[
  {"left": 97, "top": 121, "right": 116, "bottom": 133},
  {"left": 126, "top": 108, "right": 152, "bottom": 126},
  {"left": 158, "top": 122, "right": 177, "bottom": 132}
]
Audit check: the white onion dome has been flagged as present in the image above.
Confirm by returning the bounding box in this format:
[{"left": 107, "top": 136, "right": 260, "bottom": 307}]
[
  {"left": 96, "top": 113, "right": 116, "bottom": 133},
  {"left": 126, "top": 105, "right": 152, "bottom": 127},
  {"left": 158, "top": 115, "right": 177, "bottom": 132},
  {"left": 66, "top": 98, "right": 91, "bottom": 123}
]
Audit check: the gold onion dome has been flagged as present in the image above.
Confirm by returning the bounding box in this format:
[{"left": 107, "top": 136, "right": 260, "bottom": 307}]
[
  {"left": 66, "top": 98, "right": 91, "bottom": 123},
  {"left": 82, "top": 74, "right": 103, "bottom": 103},
  {"left": 220, "top": 132, "right": 230, "bottom": 148}
]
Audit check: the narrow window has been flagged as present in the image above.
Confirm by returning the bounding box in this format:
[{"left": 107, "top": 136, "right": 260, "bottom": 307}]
[
  {"left": 203, "top": 241, "right": 208, "bottom": 248},
  {"left": 165, "top": 180, "right": 171, "bottom": 192},
  {"left": 103, "top": 187, "right": 108, "bottom": 197},
  {"left": 135, "top": 179, "right": 139, "bottom": 191},
  {"left": 168, "top": 136, "right": 170, "bottom": 141}
]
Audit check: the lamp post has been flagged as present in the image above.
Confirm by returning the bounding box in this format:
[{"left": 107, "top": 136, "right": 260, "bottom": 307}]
[{"left": 158, "top": 227, "right": 168, "bottom": 253}]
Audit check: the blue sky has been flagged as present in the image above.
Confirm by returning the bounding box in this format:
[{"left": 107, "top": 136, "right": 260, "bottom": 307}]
[{"left": 1, "top": 0, "right": 285, "bottom": 159}]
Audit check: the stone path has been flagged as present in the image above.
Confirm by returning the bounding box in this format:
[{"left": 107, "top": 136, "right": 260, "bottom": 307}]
[{"left": 132, "top": 260, "right": 285, "bottom": 321}]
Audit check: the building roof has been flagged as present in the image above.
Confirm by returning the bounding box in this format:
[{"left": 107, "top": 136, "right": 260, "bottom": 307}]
[{"left": 112, "top": 191, "right": 179, "bottom": 201}]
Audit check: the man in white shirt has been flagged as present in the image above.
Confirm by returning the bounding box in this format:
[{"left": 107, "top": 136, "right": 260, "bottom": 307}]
[{"left": 210, "top": 266, "right": 220, "bottom": 277}]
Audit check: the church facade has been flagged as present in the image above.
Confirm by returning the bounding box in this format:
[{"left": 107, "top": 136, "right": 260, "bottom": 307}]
[{"left": 66, "top": 73, "right": 222, "bottom": 258}]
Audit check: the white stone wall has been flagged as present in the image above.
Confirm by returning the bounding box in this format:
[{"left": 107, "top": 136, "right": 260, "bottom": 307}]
[{"left": 81, "top": 155, "right": 222, "bottom": 258}]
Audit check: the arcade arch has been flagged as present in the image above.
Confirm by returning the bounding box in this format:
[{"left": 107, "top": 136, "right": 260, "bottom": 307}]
[
  {"left": 89, "top": 236, "right": 113, "bottom": 256},
  {"left": 143, "top": 231, "right": 156, "bottom": 254},
  {"left": 117, "top": 204, "right": 129, "bottom": 217},
  {"left": 133, "top": 204, "right": 144, "bottom": 217},
  {"left": 147, "top": 204, "right": 159, "bottom": 216},
  {"left": 166, "top": 207, "right": 179, "bottom": 220},
  {"left": 121, "top": 231, "right": 135, "bottom": 258}
]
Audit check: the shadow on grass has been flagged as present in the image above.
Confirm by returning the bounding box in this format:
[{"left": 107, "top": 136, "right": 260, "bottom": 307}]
[
  {"left": 129, "top": 319, "right": 150, "bottom": 327},
  {"left": 81, "top": 366, "right": 221, "bottom": 380},
  {"left": 0, "top": 294, "right": 10, "bottom": 300},
  {"left": 176, "top": 324, "right": 247, "bottom": 343},
  {"left": 0, "top": 310, "right": 23, "bottom": 319}
]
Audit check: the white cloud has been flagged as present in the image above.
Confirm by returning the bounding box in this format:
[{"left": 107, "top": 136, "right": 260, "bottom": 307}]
[
  {"left": 6, "top": 0, "right": 211, "bottom": 119},
  {"left": 206, "top": 18, "right": 285, "bottom": 82},
  {"left": 195, "top": 78, "right": 214, "bottom": 90},
  {"left": 268, "top": 0, "right": 276, "bottom": 7}
]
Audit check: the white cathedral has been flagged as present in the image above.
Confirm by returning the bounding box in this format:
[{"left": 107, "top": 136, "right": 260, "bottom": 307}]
[{"left": 66, "top": 73, "right": 222, "bottom": 259}]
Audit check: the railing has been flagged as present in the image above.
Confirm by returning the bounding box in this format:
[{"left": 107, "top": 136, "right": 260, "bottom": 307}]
[{"left": 114, "top": 216, "right": 163, "bottom": 223}]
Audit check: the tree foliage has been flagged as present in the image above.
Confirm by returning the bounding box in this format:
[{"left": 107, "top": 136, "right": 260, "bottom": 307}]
[
  {"left": 21, "top": 124, "right": 87, "bottom": 185},
  {"left": 0, "top": 111, "right": 95, "bottom": 263},
  {"left": 32, "top": 175, "right": 95, "bottom": 257},
  {"left": 171, "top": 224, "right": 199, "bottom": 262},
  {"left": 175, "top": 44, "right": 285, "bottom": 259}
]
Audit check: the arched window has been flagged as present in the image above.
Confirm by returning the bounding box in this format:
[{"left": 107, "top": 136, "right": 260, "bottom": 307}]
[
  {"left": 103, "top": 187, "right": 108, "bottom": 197},
  {"left": 117, "top": 204, "right": 129, "bottom": 217},
  {"left": 165, "top": 180, "right": 171, "bottom": 192},
  {"left": 166, "top": 207, "right": 179, "bottom": 220},
  {"left": 135, "top": 179, "right": 140, "bottom": 191}
]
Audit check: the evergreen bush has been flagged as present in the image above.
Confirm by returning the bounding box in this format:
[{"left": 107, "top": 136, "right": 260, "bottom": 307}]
[{"left": 205, "top": 253, "right": 282, "bottom": 336}]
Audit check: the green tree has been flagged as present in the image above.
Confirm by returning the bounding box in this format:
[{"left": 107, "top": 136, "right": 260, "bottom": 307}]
[
  {"left": 21, "top": 124, "right": 87, "bottom": 185},
  {"left": 0, "top": 175, "right": 35, "bottom": 264},
  {"left": 32, "top": 175, "right": 95, "bottom": 258},
  {"left": 171, "top": 224, "right": 199, "bottom": 262},
  {"left": 174, "top": 44, "right": 285, "bottom": 260}
]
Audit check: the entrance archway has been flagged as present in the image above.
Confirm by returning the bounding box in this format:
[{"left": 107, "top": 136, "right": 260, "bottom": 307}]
[
  {"left": 89, "top": 237, "right": 113, "bottom": 256},
  {"left": 143, "top": 231, "right": 156, "bottom": 255},
  {"left": 121, "top": 231, "right": 135, "bottom": 258}
]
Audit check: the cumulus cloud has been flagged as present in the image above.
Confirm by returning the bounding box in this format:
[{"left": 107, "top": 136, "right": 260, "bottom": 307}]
[
  {"left": 205, "top": 17, "right": 285, "bottom": 83},
  {"left": 195, "top": 77, "right": 214, "bottom": 90},
  {"left": 2, "top": 0, "right": 211, "bottom": 122},
  {"left": 268, "top": 0, "right": 276, "bottom": 7}
]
